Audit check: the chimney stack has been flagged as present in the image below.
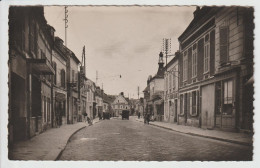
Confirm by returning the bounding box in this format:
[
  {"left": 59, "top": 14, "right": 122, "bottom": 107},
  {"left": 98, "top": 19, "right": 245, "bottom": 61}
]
[{"left": 193, "top": 6, "right": 200, "bottom": 18}]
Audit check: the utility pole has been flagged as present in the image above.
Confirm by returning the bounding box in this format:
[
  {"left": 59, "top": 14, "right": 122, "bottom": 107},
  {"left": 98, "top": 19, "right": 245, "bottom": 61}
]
[
  {"left": 137, "top": 86, "right": 140, "bottom": 99},
  {"left": 64, "top": 6, "right": 68, "bottom": 47},
  {"left": 163, "top": 38, "right": 171, "bottom": 72},
  {"left": 96, "top": 71, "right": 98, "bottom": 85}
]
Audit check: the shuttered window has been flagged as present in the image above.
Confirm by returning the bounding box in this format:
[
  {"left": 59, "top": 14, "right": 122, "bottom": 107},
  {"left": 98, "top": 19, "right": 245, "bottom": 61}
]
[
  {"left": 204, "top": 34, "right": 210, "bottom": 73},
  {"left": 53, "top": 62, "right": 57, "bottom": 85},
  {"left": 61, "top": 69, "right": 65, "bottom": 88},
  {"left": 192, "top": 44, "right": 197, "bottom": 77},
  {"left": 219, "top": 27, "right": 229, "bottom": 65},
  {"left": 183, "top": 51, "right": 188, "bottom": 81}
]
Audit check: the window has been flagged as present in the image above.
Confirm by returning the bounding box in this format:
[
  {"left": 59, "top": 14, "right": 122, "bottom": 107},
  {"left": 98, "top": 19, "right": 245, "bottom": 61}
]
[
  {"left": 53, "top": 62, "right": 57, "bottom": 85},
  {"left": 190, "top": 91, "right": 197, "bottom": 115},
  {"left": 72, "top": 70, "right": 75, "bottom": 82},
  {"left": 29, "top": 20, "right": 35, "bottom": 54},
  {"left": 223, "top": 80, "right": 233, "bottom": 115},
  {"left": 44, "top": 96, "right": 46, "bottom": 122},
  {"left": 219, "top": 27, "right": 229, "bottom": 65},
  {"left": 180, "top": 94, "right": 183, "bottom": 114},
  {"left": 21, "top": 17, "right": 25, "bottom": 51},
  {"left": 172, "top": 68, "right": 176, "bottom": 89},
  {"left": 192, "top": 44, "right": 197, "bottom": 77},
  {"left": 169, "top": 73, "right": 172, "bottom": 92},
  {"left": 61, "top": 69, "right": 65, "bottom": 88},
  {"left": 47, "top": 98, "right": 50, "bottom": 122},
  {"left": 204, "top": 35, "right": 210, "bottom": 73},
  {"left": 183, "top": 51, "right": 188, "bottom": 81}
]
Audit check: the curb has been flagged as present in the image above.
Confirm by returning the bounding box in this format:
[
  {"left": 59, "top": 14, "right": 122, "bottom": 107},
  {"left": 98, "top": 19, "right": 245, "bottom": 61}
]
[
  {"left": 135, "top": 119, "right": 252, "bottom": 147},
  {"left": 55, "top": 119, "right": 103, "bottom": 160}
]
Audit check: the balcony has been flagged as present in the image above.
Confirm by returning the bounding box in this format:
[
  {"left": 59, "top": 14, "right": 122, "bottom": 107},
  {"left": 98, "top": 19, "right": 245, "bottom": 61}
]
[{"left": 27, "top": 58, "right": 55, "bottom": 75}]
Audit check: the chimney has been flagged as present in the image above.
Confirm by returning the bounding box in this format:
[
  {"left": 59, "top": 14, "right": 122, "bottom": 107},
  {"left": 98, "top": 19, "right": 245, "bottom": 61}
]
[
  {"left": 55, "top": 37, "right": 64, "bottom": 48},
  {"left": 193, "top": 6, "right": 200, "bottom": 18}
]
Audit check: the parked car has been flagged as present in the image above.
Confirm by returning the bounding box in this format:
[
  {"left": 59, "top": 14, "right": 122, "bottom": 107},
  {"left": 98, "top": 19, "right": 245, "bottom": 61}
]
[{"left": 122, "top": 110, "right": 129, "bottom": 120}]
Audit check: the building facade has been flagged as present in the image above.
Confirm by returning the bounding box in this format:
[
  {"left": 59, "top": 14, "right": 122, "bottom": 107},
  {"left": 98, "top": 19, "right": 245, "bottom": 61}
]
[
  {"left": 177, "top": 7, "right": 254, "bottom": 132},
  {"left": 164, "top": 52, "right": 180, "bottom": 123},
  {"left": 66, "top": 49, "right": 80, "bottom": 124},
  {"left": 9, "top": 7, "right": 55, "bottom": 144},
  {"left": 112, "top": 92, "right": 130, "bottom": 116},
  {"left": 52, "top": 37, "right": 68, "bottom": 126},
  {"left": 144, "top": 52, "right": 165, "bottom": 121}
]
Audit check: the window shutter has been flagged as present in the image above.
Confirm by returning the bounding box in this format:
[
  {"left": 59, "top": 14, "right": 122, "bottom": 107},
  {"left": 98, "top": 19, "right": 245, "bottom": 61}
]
[
  {"left": 219, "top": 27, "right": 229, "bottom": 65},
  {"left": 196, "top": 90, "right": 199, "bottom": 115}
]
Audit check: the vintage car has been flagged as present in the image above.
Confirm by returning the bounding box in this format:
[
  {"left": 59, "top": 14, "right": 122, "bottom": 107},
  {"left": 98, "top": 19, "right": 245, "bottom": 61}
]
[{"left": 122, "top": 110, "right": 129, "bottom": 120}]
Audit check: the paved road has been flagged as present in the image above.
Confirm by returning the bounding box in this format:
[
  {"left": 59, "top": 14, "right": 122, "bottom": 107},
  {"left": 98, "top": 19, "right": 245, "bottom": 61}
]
[{"left": 59, "top": 118, "right": 252, "bottom": 161}]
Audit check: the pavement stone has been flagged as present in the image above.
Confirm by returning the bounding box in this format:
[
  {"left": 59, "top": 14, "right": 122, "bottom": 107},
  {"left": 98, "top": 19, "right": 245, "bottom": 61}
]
[
  {"left": 9, "top": 118, "right": 101, "bottom": 160},
  {"left": 134, "top": 117, "right": 253, "bottom": 146}
]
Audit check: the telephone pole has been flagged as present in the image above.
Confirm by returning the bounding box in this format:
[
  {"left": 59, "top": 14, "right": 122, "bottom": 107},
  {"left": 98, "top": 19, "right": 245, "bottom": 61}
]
[{"left": 64, "top": 6, "right": 68, "bottom": 47}]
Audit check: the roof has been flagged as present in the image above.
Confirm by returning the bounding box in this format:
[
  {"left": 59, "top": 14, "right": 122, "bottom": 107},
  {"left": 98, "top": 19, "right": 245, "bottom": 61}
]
[
  {"left": 143, "top": 85, "right": 149, "bottom": 92},
  {"left": 178, "top": 7, "right": 219, "bottom": 42}
]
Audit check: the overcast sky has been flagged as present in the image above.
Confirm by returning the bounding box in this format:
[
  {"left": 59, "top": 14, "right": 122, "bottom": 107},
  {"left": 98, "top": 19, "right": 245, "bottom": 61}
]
[{"left": 44, "top": 6, "right": 195, "bottom": 98}]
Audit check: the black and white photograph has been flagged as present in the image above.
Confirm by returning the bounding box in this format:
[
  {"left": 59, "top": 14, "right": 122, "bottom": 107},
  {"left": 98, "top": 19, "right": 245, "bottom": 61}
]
[{"left": 0, "top": 0, "right": 259, "bottom": 168}]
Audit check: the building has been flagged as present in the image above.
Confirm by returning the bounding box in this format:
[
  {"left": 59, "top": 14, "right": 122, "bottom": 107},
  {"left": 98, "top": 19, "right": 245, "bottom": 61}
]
[
  {"left": 112, "top": 92, "right": 130, "bottom": 117},
  {"left": 164, "top": 51, "right": 180, "bottom": 123},
  {"left": 95, "top": 86, "right": 104, "bottom": 119},
  {"left": 66, "top": 49, "right": 80, "bottom": 124},
  {"left": 9, "top": 7, "right": 55, "bottom": 144},
  {"left": 177, "top": 7, "right": 254, "bottom": 132},
  {"left": 144, "top": 52, "right": 165, "bottom": 121},
  {"left": 52, "top": 37, "right": 68, "bottom": 126},
  {"left": 85, "top": 79, "right": 96, "bottom": 119}
]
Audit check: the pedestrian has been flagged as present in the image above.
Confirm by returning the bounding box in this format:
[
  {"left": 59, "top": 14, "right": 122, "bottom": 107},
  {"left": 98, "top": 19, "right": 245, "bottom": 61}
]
[
  {"left": 83, "top": 112, "right": 88, "bottom": 125},
  {"left": 144, "top": 113, "right": 147, "bottom": 124},
  {"left": 138, "top": 112, "right": 140, "bottom": 119},
  {"left": 146, "top": 113, "right": 150, "bottom": 125}
]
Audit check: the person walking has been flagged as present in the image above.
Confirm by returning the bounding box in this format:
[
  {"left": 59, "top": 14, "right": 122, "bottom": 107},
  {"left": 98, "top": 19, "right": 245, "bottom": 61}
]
[
  {"left": 146, "top": 113, "right": 150, "bottom": 125},
  {"left": 138, "top": 112, "right": 141, "bottom": 119}
]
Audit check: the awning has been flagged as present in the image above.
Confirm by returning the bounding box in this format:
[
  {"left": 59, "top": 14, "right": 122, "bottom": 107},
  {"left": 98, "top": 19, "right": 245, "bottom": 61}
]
[
  {"left": 245, "top": 76, "right": 254, "bottom": 85},
  {"left": 28, "top": 58, "right": 55, "bottom": 75},
  {"left": 55, "top": 92, "right": 66, "bottom": 101}
]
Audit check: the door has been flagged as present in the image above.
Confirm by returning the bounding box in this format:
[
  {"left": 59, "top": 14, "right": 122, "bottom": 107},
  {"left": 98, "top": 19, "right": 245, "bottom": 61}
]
[
  {"left": 201, "top": 84, "right": 215, "bottom": 129},
  {"left": 174, "top": 99, "right": 177, "bottom": 122}
]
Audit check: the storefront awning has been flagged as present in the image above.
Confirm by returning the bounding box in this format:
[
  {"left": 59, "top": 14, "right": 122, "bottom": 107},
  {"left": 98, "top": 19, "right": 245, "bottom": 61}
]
[{"left": 28, "top": 58, "right": 55, "bottom": 75}]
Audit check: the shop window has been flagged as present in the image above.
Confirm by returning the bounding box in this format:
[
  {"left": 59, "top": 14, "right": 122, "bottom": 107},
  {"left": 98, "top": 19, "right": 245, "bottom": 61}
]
[
  {"left": 190, "top": 91, "right": 197, "bottom": 115},
  {"left": 223, "top": 80, "right": 233, "bottom": 115},
  {"left": 215, "top": 82, "right": 222, "bottom": 115}
]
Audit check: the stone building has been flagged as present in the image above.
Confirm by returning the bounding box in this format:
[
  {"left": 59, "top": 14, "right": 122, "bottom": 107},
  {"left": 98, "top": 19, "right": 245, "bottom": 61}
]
[
  {"left": 177, "top": 7, "right": 254, "bottom": 132},
  {"left": 9, "top": 7, "right": 55, "bottom": 143},
  {"left": 164, "top": 51, "right": 180, "bottom": 123},
  {"left": 112, "top": 92, "right": 130, "bottom": 117},
  {"left": 143, "top": 52, "right": 165, "bottom": 121},
  {"left": 66, "top": 49, "right": 80, "bottom": 124},
  {"left": 52, "top": 37, "right": 68, "bottom": 126}
]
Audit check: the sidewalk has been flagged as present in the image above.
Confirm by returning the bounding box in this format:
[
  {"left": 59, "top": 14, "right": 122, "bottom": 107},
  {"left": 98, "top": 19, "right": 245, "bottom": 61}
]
[
  {"left": 9, "top": 118, "right": 100, "bottom": 160},
  {"left": 134, "top": 117, "right": 253, "bottom": 146}
]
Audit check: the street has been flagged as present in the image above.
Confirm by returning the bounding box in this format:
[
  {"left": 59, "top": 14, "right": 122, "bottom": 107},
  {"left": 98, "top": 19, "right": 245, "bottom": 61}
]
[{"left": 59, "top": 118, "right": 252, "bottom": 161}]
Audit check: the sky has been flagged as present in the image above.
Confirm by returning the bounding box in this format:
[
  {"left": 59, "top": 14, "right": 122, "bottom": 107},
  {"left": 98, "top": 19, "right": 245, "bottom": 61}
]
[{"left": 44, "top": 6, "right": 196, "bottom": 98}]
